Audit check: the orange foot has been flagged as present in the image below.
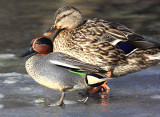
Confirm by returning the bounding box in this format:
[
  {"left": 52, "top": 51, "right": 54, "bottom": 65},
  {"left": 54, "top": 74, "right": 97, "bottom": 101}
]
[
  {"left": 88, "top": 80, "right": 110, "bottom": 94},
  {"left": 99, "top": 80, "right": 110, "bottom": 91},
  {"left": 88, "top": 71, "right": 112, "bottom": 96},
  {"left": 88, "top": 80, "right": 110, "bottom": 99}
]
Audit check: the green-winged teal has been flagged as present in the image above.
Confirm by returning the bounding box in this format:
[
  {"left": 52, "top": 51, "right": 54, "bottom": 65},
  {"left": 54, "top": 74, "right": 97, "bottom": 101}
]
[
  {"left": 44, "top": 6, "right": 160, "bottom": 78},
  {"left": 21, "top": 36, "right": 108, "bottom": 106}
]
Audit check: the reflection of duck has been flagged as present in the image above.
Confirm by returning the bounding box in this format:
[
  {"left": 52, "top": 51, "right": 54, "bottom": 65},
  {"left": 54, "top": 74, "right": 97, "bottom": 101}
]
[
  {"left": 21, "top": 36, "right": 109, "bottom": 106},
  {"left": 44, "top": 6, "right": 160, "bottom": 91},
  {"left": 99, "top": 92, "right": 110, "bottom": 107}
]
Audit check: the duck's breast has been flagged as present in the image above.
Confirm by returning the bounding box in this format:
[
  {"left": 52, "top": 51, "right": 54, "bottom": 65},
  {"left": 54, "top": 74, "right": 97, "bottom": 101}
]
[{"left": 25, "top": 55, "right": 89, "bottom": 92}]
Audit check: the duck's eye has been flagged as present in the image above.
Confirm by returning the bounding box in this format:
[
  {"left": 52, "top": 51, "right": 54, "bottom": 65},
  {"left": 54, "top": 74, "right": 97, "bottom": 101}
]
[
  {"left": 63, "top": 15, "right": 67, "bottom": 17},
  {"left": 35, "top": 40, "right": 41, "bottom": 45}
]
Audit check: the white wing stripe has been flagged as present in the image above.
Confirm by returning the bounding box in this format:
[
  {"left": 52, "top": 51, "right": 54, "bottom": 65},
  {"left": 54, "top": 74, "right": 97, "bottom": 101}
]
[
  {"left": 49, "top": 60, "right": 79, "bottom": 69},
  {"left": 87, "top": 75, "right": 107, "bottom": 85}
]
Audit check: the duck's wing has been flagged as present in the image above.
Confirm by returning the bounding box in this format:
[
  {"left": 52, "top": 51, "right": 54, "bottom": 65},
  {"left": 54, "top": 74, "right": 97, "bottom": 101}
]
[
  {"left": 83, "top": 19, "right": 160, "bottom": 55},
  {"left": 49, "top": 52, "right": 109, "bottom": 86},
  {"left": 48, "top": 52, "right": 107, "bottom": 74},
  {"left": 102, "top": 20, "right": 160, "bottom": 49},
  {"left": 126, "top": 34, "right": 160, "bottom": 49}
]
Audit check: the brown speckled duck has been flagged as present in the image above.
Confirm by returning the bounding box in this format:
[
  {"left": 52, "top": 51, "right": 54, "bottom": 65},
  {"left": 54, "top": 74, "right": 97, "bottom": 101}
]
[{"left": 44, "top": 6, "right": 160, "bottom": 91}]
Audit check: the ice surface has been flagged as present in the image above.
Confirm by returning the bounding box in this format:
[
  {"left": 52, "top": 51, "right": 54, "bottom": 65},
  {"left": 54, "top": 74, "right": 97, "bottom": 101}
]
[{"left": 0, "top": 54, "right": 16, "bottom": 59}]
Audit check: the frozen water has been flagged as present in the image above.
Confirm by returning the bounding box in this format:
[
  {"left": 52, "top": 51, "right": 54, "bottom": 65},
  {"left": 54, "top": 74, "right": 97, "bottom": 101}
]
[
  {"left": 3, "top": 77, "right": 20, "bottom": 84},
  {"left": 19, "top": 87, "right": 32, "bottom": 92},
  {"left": 0, "top": 94, "right": 4, "bottom": 99},
  {"left": 0, "top": 54, "right": 16, "bottom": 59},
  {"left": 63, "top": 100, "right": 78, "bottom": 105},
  {"left": 150, "top": 95, "right": 160, "bottom": 100},
  {"left": 0, "top": 0, "right": 160, "bottom": 116},
  {"left": 0, "top": 104, "right": 4, "bottom": 109},
  {"left": 34, "top": 98, "right": 46, "bottom": 104},
  {"left": 0, "top": 72, "right": 23, "bottom": 77}
]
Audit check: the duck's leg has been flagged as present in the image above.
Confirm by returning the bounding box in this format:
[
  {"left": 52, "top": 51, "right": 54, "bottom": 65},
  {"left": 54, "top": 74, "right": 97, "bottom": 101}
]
[
  {"left": 98, "top": 71, "right": 111, "bottom": 93},
  {"left": 87, "top": 81, "right": 109, "bottom": 95},
  {"left": 99, "top": 80, "right": 110, "bottom": 92},
  {"left": 87, "top": 71, "right": 112, "bottom": 95},
  {"left": 88, "top": 87, "right": 102, "bottom": 95},
  {"left": 49, "top": 92, "right": 65, "bottom": 106}
]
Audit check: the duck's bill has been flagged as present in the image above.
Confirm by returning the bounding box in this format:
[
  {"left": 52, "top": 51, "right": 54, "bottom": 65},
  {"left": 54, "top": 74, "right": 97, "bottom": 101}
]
[
  {"left": 20, "top": 47, "right": 37, "bottom": 57},
  {"left": 43, "top": 25, "right": 58, "bottom": 36}
]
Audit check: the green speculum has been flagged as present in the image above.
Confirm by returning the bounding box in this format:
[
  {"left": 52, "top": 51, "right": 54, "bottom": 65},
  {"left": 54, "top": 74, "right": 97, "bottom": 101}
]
[{"left": 69, "top": 70, "right": 86, "bottom": 77}]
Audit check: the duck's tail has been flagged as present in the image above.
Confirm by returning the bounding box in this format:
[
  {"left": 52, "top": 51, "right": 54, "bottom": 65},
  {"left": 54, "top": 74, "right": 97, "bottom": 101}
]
[{"left": 112, "top": 48, "right": 160, "bottom": 77}]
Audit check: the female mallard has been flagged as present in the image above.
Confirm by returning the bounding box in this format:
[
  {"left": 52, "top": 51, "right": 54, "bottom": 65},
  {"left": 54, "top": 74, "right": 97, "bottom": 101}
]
[
  {"left": 44, "top": 6, "right": 160, "bottom": 89},
  {"left": 21, "top": 36, "right": 108, "bottom": 106}
]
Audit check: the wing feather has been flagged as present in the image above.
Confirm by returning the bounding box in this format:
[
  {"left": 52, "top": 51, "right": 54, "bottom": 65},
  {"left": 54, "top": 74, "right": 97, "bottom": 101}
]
[{"left": 49, "top": 52, "right": 107, "bottom": 74}]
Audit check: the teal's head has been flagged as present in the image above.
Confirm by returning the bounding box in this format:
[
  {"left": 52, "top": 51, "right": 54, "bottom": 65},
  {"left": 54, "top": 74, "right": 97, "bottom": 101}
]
[{"left": 21, "top": 36, "right": 53, "bottom": 57}]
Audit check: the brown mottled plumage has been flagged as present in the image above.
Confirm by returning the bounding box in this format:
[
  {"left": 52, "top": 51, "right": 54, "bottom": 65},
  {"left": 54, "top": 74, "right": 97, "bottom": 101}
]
[{"left": 44, "top": 6, "right": 160, "bottom": 77}]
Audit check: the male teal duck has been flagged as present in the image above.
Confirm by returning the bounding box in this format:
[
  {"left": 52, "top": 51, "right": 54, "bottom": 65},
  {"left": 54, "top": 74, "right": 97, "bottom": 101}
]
[
  {"left": 21, "top": 36, "right": 108, "bottom": 106},
  {"left": 44, "top": 6, "right": 160, "bottom": 78}
]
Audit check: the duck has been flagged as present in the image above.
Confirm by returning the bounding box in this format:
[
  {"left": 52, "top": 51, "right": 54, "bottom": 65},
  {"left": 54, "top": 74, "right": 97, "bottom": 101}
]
[
  {"left": 43, "top": 6, "right": 160, "bottom": 78},
  {"left": 21, "top": 36, "right": 109, "bottom": 106}
]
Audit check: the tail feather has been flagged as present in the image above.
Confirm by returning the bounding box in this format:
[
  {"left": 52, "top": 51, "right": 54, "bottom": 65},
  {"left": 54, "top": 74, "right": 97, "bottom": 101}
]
[
  {"left": 113, "top": 50, "right": 160, "bottom": 77},
  {"left": 127, "top": 34, "right": 160, "bottom": 49},
  {"left": 148, "top": 53, "right": 160, "bottom": 60}
]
